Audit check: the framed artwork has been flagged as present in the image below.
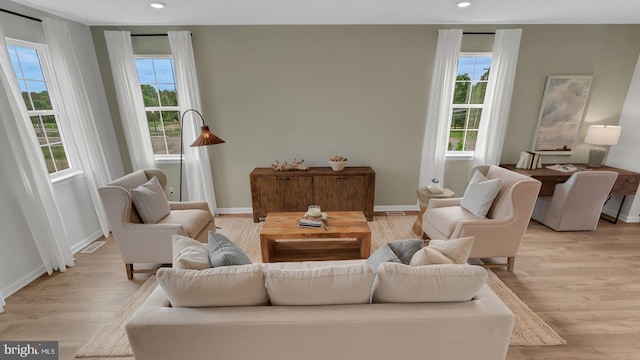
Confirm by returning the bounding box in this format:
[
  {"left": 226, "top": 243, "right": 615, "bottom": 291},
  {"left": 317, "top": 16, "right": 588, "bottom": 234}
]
[{"left": 532, "top": 75, "right": 594, "bottom": 155}]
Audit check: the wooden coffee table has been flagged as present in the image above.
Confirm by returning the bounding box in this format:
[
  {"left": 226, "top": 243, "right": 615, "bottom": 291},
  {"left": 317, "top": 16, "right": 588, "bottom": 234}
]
[{"left": 259, "top": 211, "right": 371, "bottom": 263}]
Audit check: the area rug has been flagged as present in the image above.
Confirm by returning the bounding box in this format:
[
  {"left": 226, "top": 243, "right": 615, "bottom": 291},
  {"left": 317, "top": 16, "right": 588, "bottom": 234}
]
[{"left": 75, "top": 215, "right": 565, "bottom": 358}]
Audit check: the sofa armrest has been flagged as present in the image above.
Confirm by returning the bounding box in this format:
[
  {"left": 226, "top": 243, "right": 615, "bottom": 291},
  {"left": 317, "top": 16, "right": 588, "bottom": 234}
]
[
  {"left": 427, "top": 197, "right": 462, "bottom": 209},
  {"left": 169, "top": 201, "right": 211, "bottom": 212}
]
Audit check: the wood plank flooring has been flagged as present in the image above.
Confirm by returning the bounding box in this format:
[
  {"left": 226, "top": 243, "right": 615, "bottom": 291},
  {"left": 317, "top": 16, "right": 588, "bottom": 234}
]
[{"left": 1, "top": 215, "right": 639, "bottom": 360}]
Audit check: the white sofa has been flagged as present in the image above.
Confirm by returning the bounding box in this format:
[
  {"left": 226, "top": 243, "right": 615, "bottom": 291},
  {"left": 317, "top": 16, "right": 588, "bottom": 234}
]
[{"left": 126, "top": 260, "right": 514, "bottom": 360}]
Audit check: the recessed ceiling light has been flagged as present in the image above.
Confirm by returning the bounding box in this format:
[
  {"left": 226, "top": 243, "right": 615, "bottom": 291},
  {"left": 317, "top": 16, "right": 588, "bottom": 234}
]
[
  {"left": 457, "top": 1, "right": 471, "bottom": 8},
  {"left": 150, "top": 2, "right": 166, "bottom": 9}
]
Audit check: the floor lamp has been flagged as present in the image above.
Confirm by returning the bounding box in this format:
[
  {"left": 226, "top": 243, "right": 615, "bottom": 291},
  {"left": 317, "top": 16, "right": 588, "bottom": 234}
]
[{"left": 179, "top": 109, "right": 225, "bottom": 201}]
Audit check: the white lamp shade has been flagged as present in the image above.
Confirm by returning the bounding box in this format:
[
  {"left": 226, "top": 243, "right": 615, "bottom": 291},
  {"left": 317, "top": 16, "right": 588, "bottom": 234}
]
[{"left": 584, "top": 125, "right": 621, "bottom": 145}]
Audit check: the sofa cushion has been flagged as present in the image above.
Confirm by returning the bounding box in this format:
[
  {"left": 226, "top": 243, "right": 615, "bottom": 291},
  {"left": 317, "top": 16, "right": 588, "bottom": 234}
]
[
  {"left": 410, "top": 237, "right": 474, "bottom": 266},
  {"left": 208, "top": 232, "right": 252, "bottom": 267},
  {"left": 372, "top": 263, "right": 487, "bottom": 303},
  {"left": 129, "top": 176, "right": 170, "bottom": 223},
  {"left": 367, "top": 239, "right": 424, "bottom": 270},
  {"left": 172, "top": 235, "right": 211, "bottom": 270},
  {"left": 159, "top": 209, "right": 211, "bottom": 238},
  {"left": 265, "top": 264, "right": 375, "bottom": 305},
  {"left": 156, "top": 265, "right": 268, "bottom": 307},
  {"left": 461, "top": 170, "right": 502, "bottom": 218}
]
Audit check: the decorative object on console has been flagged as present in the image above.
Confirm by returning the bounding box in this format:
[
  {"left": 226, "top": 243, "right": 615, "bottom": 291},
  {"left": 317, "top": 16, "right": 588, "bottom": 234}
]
[
  {"left": 584, "top": 125, "right": 621, "bottom": 168},
  {"left": 180, "top": 109, "right": 225, "bottom": 201},
  {"left": 328, "top": 154, "right": 348, "bottom": 171},
  {"left": 532, "top": 75, "right": 593, "bottom": 155},
  {"left": 271, "top": 159, "right": 309, "bottom": 171}
]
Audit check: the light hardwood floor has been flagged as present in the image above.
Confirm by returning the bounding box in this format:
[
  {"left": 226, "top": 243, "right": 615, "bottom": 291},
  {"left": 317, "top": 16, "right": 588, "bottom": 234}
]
[{"left": 1, "top": 215, "right": 639, "bottom": 360}]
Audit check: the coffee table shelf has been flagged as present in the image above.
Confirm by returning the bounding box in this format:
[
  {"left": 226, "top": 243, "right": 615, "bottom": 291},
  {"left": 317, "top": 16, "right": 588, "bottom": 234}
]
[{"left": 259, "top": 211, "right": 371, "bottom": 263}]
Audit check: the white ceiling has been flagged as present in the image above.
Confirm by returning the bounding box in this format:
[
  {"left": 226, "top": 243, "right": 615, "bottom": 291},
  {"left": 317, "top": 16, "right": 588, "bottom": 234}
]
[{"left": 9, "top": 0, "right": 640, "bottom": 26}]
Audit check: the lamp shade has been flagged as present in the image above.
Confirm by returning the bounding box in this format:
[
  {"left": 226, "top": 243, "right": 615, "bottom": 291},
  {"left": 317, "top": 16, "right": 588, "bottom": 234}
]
[
  {"left": 584, "top": 125, "right": 621, "bottom": 145},
  {"left": 190, "top": 126, "right": 225, "bottom": 147}
]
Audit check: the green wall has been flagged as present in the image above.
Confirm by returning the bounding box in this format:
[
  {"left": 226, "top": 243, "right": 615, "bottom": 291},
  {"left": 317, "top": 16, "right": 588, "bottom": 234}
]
[{"left": 90, "top": 24, "right": 640, "bottom": 208}]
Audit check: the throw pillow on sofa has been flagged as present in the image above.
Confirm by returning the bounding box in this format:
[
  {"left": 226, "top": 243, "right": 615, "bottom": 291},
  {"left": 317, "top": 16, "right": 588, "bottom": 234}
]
[
  {"left": 460, "top": 170, "right": 501, "bottom": 218},
  {"left": 208, "top": 231, "right": 252, "bottom": 267},
  {"left": 367, "top": 239, "right": 424, "bottom": 270},
  {"left": 129, "top": 176, "right": 170, "bottom": 223},
  {"left": 172, "top": 235, "right": 211, "bottom": 270},
  {"left": 156, "top": 265, "right": 269, "bottom": 307},
  {"left": 372, "top": 263, "right": 487, "bottom": 303},
  {"left": 409, "top": 236, "right": 474, "bottom": 266},
  {"left": 265, "top": 264, "right": 375, "bottom": 305}
]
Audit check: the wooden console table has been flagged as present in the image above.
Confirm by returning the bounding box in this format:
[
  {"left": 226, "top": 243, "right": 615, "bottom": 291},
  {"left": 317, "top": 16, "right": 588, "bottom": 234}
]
[
  {"left": 502, "top": 164, "right": 640, "bottom": 223},
  {"left": 250, "top": 167, "right": 375, "bottom": 223}
]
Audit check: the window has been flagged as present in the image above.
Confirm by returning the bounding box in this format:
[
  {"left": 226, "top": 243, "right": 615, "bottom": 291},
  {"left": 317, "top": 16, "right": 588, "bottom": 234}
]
[
  {"left": 7, "top": 40, "right": 75, "bottom": 176},
  {"left": 134, "top": 57, "right": 180, "bottom": 159},
  {"left": 448, "top": 53, "right": 492, "bottom": 155}
]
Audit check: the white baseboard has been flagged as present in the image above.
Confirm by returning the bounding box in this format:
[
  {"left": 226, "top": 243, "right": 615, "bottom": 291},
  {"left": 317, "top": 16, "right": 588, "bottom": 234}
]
[
  {"left": 1, "top": 265, "right": 46, "bottom": 300},
  {"left": 216, "top": 206, "right": 420, "bottom": 215},
  {"left": 70, "top": 230, "right": 104, "bottom": 254},
  {"left": 601, "top": 207, "right": 640, "bottom": 223}
]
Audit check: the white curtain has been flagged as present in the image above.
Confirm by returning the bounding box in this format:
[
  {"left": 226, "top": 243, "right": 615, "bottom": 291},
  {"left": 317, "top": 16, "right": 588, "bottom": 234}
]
[
  {"left": 104, "top": 31, "right": 155, "bottom": 170},
  {"left": 0, "top": 29, "right": 74, "bottom": 275},
  {"left": 474, "top": 29, "right": 522, "bottom": 165},
  {"left": 169, "top": 31, "right": 218, "bottom": 213},
  {"left": 0, "top": 294, "right": 4, "bottom": 313},
  {"left": 43, "top": 18, "right": 112, "bottom": 237},
  {"left": 419, "top": 29, "right": 463, "bottom": 188}
]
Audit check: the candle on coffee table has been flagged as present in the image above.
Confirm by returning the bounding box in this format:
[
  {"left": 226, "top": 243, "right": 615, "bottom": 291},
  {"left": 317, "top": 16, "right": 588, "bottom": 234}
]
[{"left": 307, "top": 205, "right": 321, "bottom": 217}]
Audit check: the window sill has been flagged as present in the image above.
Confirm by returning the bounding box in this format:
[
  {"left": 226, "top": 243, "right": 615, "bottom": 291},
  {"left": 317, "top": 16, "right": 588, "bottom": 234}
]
[
  {"left": 51, "top": 170, "right": 84, "bottom": 186},
  {"left": 155, "top": 156, "right": 184, "bottom": 165},
  {"left": 445, "top": 153, "right": 475, "bottom": 161}
]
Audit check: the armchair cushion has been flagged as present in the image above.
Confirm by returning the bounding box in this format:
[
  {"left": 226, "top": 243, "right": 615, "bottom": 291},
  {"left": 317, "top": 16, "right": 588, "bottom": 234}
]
[
  {"left": 425, "top": 206, "right": 479, "bottom": 237},
  {"left": 460, "top": 170, "right": 502, "bottom": 218},
  {"left": 172, "top": 235, "right": 211, "bottom": 270},
  {"left": 410, "top": 237, "right": 475, "bottom": 266},
  {"left": 208, "top": 232, "right": 252, "bottom": 267},
  {"left": 159, "top": 209, "right": 211, "bottom": 238},
  {"left": 130, "top": 176, "right": 170, "bottom": 223}
]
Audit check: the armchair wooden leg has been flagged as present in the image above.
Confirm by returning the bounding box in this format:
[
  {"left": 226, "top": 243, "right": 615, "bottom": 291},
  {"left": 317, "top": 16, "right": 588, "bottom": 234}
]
[
  {"left": 507, "top": 257, "right": 515, "bottom": 272},
  {"left": 125, "top": 264, "right": 134, "bottom": 280}
]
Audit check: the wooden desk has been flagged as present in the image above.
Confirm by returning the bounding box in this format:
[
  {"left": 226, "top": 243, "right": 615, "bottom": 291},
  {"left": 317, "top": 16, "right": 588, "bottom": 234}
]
[
  {"left": 502, "top": 164, "right": 640, "bottom": 223},
  {"left": 501, "top": 164, "right": 640, "bottom": 196}
]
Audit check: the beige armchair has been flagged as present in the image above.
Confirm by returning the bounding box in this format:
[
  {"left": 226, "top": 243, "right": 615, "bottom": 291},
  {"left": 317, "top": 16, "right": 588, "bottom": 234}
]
[
  {"left": 532, "top": 171, "right": 618, "bottom": 231},
  {"left": 99, "top": 169, "right": 216, "bottom": 279},
  {"left": 421, "top": 165, "right": 541, "bottom": 271}
]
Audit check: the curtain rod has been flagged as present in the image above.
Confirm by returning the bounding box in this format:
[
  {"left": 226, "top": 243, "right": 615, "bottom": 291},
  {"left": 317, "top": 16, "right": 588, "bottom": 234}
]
[
  {"left": 463, "top": 32, "right": 495, "bottom": 35},
  {"left": 0, "top": 8, "right": 42, "bottom": 22},
  {"left": 131, "top": 33, "right": 192, "bottom": 37}
]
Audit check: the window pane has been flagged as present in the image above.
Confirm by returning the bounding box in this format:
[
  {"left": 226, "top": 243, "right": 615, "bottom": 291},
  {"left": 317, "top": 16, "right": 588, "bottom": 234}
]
[
  {"left": 154, "top": 59, "right": 175, "bottom": 83},
  {"left": 146, "top": 111, "right": 166, "bottom": 154},
  {"left": 474, "top": 57, "right": 491, "bottom": 80},
  {"left": 50, "top": 145, "right": 69, "bottom": 171},
  {"left": 29, "top": 85, "right": 52, "bottom": 110},
  {"left": 464, "top": 131, "right": 478, "bottom": 151},
  {"left": 31, "top": 116, "right": 47, "bottom": 145},
  {"left": 451, "top": 108, "right": 468, "bottom": 129},
  {"left": 453, "top": 78, "right": 471, "bottom": 104},
  {"left": 158, "top": 85, "right": 177, "bottom": 106},
  {"left": 141, "top": 84, "right": 159, "bottom": 107},
  {"left": 42, "top": 115, "right": 60, "bottom": 140},
  {"left": 449, "top": 130, "right": 465, "bottom": 151},
  {"left": 470, "top": 81, "right": 487, "bottom": 104},
  {"left": 15, "top": 46, "right": 44, "bottom": 81},
  {"left": 468, "top": 109, "right": 482, "bottom": 129},
  {"left": 135, "top": 59, "right": 156, "bottom": 84},
  {"left": 41, "top": 147, "right": 56, "bottom": 173},
  {"left": 20, "top": 80, "right": 34, "bottom": 110},
  {"left": 162, "top": 111, "right": 181, "bottom": 154}
]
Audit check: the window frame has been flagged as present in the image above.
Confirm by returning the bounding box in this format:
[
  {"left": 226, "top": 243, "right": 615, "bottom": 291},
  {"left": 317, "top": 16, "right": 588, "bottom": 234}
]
[
  {"left": 446, "top": 52, "right": 492, "bottom": 160},
  {"left": 6, "top": 38, "right": 81, "bottom": 182},
  {"left": 133, "top": 55, "right": 182, "bottom": 162}
]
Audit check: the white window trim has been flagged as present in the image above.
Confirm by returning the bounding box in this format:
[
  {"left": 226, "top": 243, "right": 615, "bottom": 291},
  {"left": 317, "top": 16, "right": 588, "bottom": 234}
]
[
  {"left": 7, "top": 38, "right": 82, "bottom": 182},
  {"left": 445, "top": 52, "right": 492, "bottom": 160}
]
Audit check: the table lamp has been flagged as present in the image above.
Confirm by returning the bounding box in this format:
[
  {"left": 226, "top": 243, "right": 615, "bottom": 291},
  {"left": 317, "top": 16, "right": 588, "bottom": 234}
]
[{"left": 584, "top": 125, "right": 621, "bottom": 168}]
